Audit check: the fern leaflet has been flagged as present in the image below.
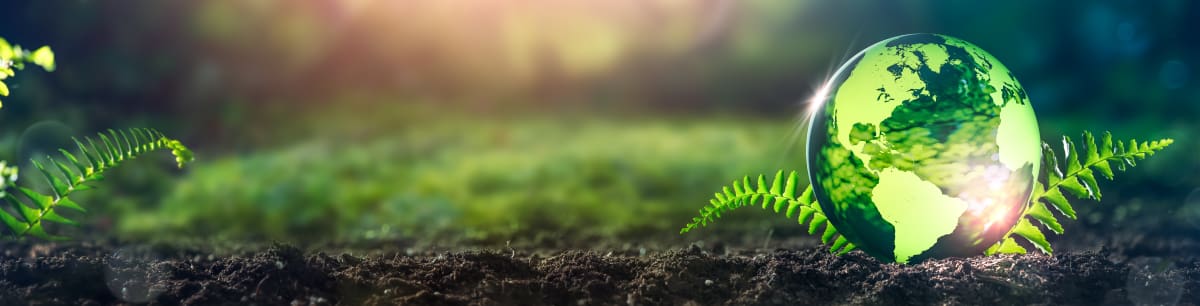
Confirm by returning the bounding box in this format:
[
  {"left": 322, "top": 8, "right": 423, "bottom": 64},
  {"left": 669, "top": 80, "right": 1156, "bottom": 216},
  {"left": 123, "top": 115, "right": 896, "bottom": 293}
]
[
  {"left": 985, "top": 131, "right": 1173, "bottom": 255},
  {"left": 0, "top": 128, "right": 194, "bottom": 239},
  {"left": 680, "top": 170, "right": 856, "bottom": 254}
]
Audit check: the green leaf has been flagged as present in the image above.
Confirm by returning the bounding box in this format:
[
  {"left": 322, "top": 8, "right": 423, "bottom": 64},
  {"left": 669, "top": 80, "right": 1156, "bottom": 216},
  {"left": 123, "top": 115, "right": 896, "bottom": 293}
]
[
  {"left": 173, "top": 139, "right": 199, "bottom": 167},
  {"left": 1, "top": 128, "right": 193, "bottom": 240},
  {"left": 33, "top": 159, "right": 69, "bottom": 197},
  {"left": 808, "top": 214, "right": 826, "bottom": 235},
  {"left": 0, "top": 38, "right": 12, "bottom": 60},
  {"left": 759, "top": 194, "right": 774, "bottom": 210},
  {"left": 1090, "top": 159, "right": 1114, "bottom": 180},
  {"left": 1042, "top": 143, "right": 1062, "bottom": 186},
  {"left": 991, "top": 132, "right": 1173, "bottom": 257},
  {"left": 782, "top": 171, "right": 797, "bottom": 199},
  {"left": 1077, "top": 169, "right": 1101, "bottom": 200},
  {"left": 835, "top": 242, "right": 856, "bottom": 255},
  {"left": 821, "top": 223, "right": 837, "bottom": 244},
  {"left": 87, "top": 137, "right": 109, "bottom": 169},
  {"left": 58, "top": 149, "right": 88, "bottom": 180},
  {"left": 985, "top": 237, "right": 1027, "bottom": 255},
  {"left": 1058, "top": 177, "right": 1088, "bottom": 198},
  {"left": 1083, "top": 131, "right": 1101, "bottom": 165},
  {"left": 24, "top": 223, "right": 53, "bottom": 240},
  {"left": 1089, "top": 132, "right": 1115, "bottom": 178},
  {"left": 56, "top": 196, "right": 86, "bottom": 213},
  {"left": 99, "top": 133, "right": 120, "bottom": 164},
  {"left": 830, "top": 235, "right": 849, "bottom": 254},
  {"left": 10, "top": 196, "right": 40, "bottom": 224},
  {"left": 39, "top": 210, "right": 77, "bottom": 226},
  {"left": 1063, "top": 135, "right": 1082, "bottom": 175},
  {"left": 769, "top": 170, "right": 783, "bottom": 195},
  {"left": 52, "top": 159, "right": 77, "bottom": 186},
  {"left": 0, "top": 81, "right": 8, "bottom": 96},
  {"left": 1040, "top": 186, "right": 1076, "bottom": 219},
  {"left": 681, "top": 172, "right": 853, "bottom": 254},
  {"left": 798, "top": 186, "right": 814, "bottom": 206},
  {"left": 1012, "top": 218, "right": 1051, "bottom": 254},
  {"left": 136, "top": 128, "right": 154, "bottom": 149},
  {"left": 1098, "top": 132, "right": 1114, "bottom": 158},
  {"left": 785, "top": 200, "right": 802, "bottom": 218},
  {"left": 117, "top": 129, "right": 134, "bottom": 159},
  {"left": 0, "top": 209, "right": 26, "bottom": 234},
  {"left": 30, "top": 46, "right": 54, "bottom": 71},
  {"left": 1026, "top": 202, "right": 1063, "bottom": 234},
  {"left": 74, "top": 137, "right": 99, "bottom": 173},
  {"left": 796, "top": 205, "right": 816, "bottom": 225},
  {"left": 18, "top": 187, "right": 53, "bottom": 210}
]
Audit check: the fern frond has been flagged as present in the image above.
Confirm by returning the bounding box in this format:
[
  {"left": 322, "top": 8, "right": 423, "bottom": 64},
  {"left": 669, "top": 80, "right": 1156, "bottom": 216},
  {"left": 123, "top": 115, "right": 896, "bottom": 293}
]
[
  {"left": 681, "top": 170, "right": 856, "bottom": 254},
  {"left": 0, "top": 128, "right": 193, "bottom": 239},
  {"left": 986, "top": 131, "right": 1173, "bottom": 255}
]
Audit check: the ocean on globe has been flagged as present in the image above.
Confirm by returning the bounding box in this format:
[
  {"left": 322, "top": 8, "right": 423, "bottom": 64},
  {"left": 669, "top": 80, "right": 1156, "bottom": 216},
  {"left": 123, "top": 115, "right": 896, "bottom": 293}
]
[{"left": 806, "top": 33, "right": 1041, "bottom": 264}]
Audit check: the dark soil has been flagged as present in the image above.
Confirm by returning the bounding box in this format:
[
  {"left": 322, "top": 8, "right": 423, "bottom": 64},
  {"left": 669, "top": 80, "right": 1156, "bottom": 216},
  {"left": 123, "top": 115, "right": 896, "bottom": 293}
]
[{"left": 1, "top": 239, "right": 1197, "bottom": 306}]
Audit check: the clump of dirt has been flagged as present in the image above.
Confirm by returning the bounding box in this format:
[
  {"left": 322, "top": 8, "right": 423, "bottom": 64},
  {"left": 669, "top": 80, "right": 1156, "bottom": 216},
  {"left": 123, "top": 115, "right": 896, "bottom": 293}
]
[{"left": 0, "top": 241, "right": 1196, "bottom": 305}]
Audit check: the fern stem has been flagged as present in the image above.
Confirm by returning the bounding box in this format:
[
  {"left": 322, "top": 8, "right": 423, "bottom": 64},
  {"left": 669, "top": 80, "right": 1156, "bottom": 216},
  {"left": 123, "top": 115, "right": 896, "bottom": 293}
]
[
  {"left": 990, "top": 134, "right": 1173, "bottom": 255},
  {"left": 1, "top": 129, "right": 194, "bottom": 239},
  {"left": 1038, "top": 148, "right": 1126, "bottom": 201},
  {"left": 14, "top": 167, "right": 100, "bottom": 237},
  {"left": 681, "top": 171, "right": 855, "bottom": 254}
]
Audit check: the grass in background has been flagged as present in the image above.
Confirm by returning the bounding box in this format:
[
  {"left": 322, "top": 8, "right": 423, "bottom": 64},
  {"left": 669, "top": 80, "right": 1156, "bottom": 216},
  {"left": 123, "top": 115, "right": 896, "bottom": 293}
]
[
  {"left": 117, "top": 112, "right": 810, "bottom": 245},
  {"left": 95, "top": 102, "right": 1198, "bottom": 247}
]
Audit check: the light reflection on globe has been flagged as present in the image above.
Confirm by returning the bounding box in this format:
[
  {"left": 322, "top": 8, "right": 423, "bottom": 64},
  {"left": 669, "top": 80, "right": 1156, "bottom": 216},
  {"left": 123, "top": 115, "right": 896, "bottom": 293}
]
[{"left": 806, "top": 33, "right": 1042, "bottom": 263}]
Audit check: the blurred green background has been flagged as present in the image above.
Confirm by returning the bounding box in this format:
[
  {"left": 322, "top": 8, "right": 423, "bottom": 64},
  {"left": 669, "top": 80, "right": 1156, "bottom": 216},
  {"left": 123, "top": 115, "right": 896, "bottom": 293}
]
[{"left": 0, "top": 1, "right": 1196, "bottom": 246}]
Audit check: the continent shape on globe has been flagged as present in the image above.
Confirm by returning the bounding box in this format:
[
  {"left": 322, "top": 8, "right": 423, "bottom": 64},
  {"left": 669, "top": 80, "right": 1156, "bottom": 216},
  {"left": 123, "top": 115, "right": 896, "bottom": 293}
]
[{"left": 806, "top": 33, "right": 1042, "bottom": 263}]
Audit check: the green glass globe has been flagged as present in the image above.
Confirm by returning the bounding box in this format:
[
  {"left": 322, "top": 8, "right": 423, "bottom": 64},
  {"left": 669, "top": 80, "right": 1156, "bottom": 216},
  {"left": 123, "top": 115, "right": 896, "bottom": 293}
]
[{"left": 806, "top": 34, "right": 1042, "bottom": 263}]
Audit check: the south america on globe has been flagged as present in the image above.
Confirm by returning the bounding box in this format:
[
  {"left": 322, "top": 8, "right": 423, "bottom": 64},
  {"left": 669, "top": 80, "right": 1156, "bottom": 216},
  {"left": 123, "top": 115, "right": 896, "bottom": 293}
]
[{"left": 806, "top": 33, "right": 1042, "bottom": 264}]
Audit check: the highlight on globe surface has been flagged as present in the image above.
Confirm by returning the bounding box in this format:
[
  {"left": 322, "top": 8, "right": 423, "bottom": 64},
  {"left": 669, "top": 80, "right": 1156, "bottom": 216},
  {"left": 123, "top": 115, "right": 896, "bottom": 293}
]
[{"left": 2, "top": 1, "right": 1195, "bottom": 304}]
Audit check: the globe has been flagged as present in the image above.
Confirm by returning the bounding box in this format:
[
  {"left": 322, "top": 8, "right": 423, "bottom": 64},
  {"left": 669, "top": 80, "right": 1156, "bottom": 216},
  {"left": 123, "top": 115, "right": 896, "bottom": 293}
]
[{"left": 806, "top": 33, "right": 1041, "bottom": 264}]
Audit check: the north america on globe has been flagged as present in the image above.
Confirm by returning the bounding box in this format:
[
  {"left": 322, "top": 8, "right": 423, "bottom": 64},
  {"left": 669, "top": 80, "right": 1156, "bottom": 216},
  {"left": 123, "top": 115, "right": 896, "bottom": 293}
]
[{"left": 806, "top": 33, "right": 1042, "bottom": 263}]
